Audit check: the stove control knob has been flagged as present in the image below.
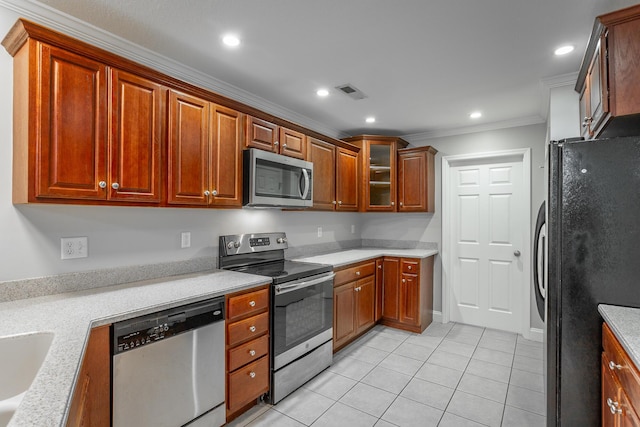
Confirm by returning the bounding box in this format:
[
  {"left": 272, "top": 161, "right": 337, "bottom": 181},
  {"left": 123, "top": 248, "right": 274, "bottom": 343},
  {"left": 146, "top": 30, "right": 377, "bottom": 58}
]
[
  {"left": 227, "top": 242, "right": 234, "bottom": 249},
  {"left": 234, "top": 241, "right": 240, "bottom": 248},
  {"left": 277, "top": 237, "right": 287, "bottom": 244}
]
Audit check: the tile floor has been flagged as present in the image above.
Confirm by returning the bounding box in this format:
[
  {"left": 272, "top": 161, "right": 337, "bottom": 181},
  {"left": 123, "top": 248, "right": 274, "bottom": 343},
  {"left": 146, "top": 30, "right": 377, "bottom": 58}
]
[{"left": 228, "top": 322, "right": 545, "bottom": 427}]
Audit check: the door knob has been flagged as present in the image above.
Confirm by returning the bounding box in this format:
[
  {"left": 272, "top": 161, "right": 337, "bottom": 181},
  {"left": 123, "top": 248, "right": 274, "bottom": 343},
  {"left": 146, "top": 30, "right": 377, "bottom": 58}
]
[{"left": 514, "top": 250, "right": 521, "bottom": 257}]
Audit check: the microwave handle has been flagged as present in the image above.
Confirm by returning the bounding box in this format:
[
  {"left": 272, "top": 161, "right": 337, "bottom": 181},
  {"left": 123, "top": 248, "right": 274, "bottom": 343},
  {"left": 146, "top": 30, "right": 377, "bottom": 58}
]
[{"left": 300, "top": 168, "right": 310, "bottom": 199}]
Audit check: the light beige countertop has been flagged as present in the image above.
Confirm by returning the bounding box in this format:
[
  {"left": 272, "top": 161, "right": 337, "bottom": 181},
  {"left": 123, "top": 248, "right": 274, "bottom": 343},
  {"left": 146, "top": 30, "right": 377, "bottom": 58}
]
[
  {"left": 599, "top": 304, "right": 640, "bottom": 370},
  {"left": 1, "top": 269, "right": 270, "bottom": 427},
  {"left": 295, "top": 248, "right": 438, "bottom": 268}
]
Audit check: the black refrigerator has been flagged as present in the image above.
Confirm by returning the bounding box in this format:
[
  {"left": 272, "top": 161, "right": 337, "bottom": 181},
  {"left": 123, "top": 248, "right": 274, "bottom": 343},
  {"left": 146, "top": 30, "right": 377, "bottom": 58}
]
[{"left": 546, "top": 136, "right": 640, "bottom": 426}]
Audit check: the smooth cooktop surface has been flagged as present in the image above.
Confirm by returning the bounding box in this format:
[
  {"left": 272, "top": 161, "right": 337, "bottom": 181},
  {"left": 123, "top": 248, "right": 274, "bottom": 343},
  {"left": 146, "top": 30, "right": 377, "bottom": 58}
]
[{"left": 234, "top": 260, "right": 332, "bottom": 285}]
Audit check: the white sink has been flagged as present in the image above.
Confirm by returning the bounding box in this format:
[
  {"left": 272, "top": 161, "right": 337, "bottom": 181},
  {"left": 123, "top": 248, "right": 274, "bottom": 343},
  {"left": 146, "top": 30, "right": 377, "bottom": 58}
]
[{"left": 0, "top": 332, "right": 54, "bottom": 426}]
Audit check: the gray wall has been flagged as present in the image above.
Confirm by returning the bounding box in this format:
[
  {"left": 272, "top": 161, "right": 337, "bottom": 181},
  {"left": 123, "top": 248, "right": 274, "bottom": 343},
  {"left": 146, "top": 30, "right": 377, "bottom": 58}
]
[{"left": 361, "top": 123, "right": 548, "bottom": 330}]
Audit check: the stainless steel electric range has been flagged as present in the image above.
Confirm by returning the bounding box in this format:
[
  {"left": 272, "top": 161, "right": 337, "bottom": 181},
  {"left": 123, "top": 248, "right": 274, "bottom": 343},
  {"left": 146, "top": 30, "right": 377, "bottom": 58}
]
[{"left": 219, "top": 232, "right": 334, "bottom": 404}]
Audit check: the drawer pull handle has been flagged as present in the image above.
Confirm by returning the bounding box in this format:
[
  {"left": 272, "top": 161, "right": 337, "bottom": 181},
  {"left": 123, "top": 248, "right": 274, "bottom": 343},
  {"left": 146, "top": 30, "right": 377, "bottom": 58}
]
[
  {"left": 249, "top": 326, "right": 256, "bottom": 332},
  {"left": 249, "top": 371, "right": 256, "bottom": 379},
  {"left": 378, "top": 265, "right": 382, "bottom": 269},
  {"left": 408, "top": 265, "right": 412, "bottom": 270},
  {"left": 607, "top": 397, "right": 622, "bottom": 415},
  {"left": 249, "top": 350, "right": 256, "bottom": 356},
  {"left": 402, "top": 279, "right": 406, "bottom": 283},
  {"left": 249, "top": 300, "right": 256, "bottom": 307},
  {"left": 356, "top": 271, "right": 360, "bottom": 276},
  {"left": 609, "top": 360, "right": 622, "bottom": 371}
]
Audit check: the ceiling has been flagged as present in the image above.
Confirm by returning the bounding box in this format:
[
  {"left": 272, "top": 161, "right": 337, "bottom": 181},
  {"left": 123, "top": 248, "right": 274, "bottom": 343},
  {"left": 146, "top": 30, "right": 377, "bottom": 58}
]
[{"left": 28, "top": 0, "right": 619, "bottom": 138}]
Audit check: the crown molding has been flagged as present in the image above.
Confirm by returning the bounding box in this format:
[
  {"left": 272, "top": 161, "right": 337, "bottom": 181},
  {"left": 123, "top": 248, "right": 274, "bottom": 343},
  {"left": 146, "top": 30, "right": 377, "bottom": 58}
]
[
  {"left": 538, "top": 71, "right": 579, "bottom": 120},
  {"left": 401, "top": 115, "right": 545, "bottom": 143},
  {"left": 0, "top": 0, "right": 345, "bottom": 140}
]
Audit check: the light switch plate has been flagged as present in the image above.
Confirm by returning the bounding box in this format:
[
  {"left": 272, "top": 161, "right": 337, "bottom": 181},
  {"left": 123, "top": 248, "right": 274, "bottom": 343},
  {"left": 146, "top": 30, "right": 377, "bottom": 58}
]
[{"left": 181, "top": 232, "right": 191, "bottom": 248}]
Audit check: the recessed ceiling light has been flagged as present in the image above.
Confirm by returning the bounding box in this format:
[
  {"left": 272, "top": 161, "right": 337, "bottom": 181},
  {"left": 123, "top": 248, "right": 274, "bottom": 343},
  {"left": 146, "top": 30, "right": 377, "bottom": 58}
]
[
  {"left": 365, "top": 117, "right": 376, "bottom": 123},
  {"left": 469, "top": 111, "right": 482, "bottom": 119},
  {"left": 316, "top": 89, "right": 329, "bottom": 97},
  {"left": 554, "top": 45, "right": 574, "bottom": 56},
  {"left": 222, "top": 34, "right": 240, "bottom": 47}
]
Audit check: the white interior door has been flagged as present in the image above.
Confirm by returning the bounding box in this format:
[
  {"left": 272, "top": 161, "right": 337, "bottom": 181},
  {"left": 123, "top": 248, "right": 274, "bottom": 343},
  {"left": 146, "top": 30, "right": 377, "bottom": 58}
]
[{"left": 449, "top": 158, "right": 524, "bottom": 332}]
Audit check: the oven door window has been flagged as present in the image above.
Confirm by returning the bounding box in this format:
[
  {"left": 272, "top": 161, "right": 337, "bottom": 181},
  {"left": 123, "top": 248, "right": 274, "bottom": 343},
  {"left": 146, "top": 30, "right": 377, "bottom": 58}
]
[{"left": 273, "top": 280, "right": 332, "bottom": 355}]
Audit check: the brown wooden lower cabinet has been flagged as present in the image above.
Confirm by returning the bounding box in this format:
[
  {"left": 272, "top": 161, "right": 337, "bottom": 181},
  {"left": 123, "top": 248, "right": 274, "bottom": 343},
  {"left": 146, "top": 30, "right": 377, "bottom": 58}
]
[
  {"left": 225, "top": 284, "right": 270, "bottom": 421},
  {"left": 380, "top": 256, "right": 434, "bottom": 333},
  {"left": 333, "top": 260, "right": 377, "bottom": 352},
  {"left": 66, "top": 325, "right": 110, "bottom": 427},
  {"left": 602, "top": 322, "right": 640, "bottom": 427}
]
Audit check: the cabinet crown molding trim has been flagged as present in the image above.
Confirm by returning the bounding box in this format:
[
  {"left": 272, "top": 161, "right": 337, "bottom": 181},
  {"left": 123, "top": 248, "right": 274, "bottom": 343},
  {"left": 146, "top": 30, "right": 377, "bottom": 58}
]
[{"left": 0, "top": 0, "right": 346, "bottom": 140}]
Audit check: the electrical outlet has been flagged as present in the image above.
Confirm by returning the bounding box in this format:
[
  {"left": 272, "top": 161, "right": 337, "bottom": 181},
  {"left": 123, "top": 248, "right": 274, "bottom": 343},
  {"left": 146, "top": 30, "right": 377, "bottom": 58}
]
[
  {"left": 317, "top": 227, "right": 322, "bottom": 238},
  {"left": 61, "top": 237, "right": 88, "bottom": 260},
  {"left": 181, "top": 232, "right": 191, "bottom": 248}
]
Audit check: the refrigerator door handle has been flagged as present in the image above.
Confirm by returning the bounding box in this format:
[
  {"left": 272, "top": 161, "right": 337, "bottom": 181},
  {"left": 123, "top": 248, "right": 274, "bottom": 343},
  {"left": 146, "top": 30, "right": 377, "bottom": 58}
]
[{"left": 533, "top": 201, "right": 546, "bottom": 321}]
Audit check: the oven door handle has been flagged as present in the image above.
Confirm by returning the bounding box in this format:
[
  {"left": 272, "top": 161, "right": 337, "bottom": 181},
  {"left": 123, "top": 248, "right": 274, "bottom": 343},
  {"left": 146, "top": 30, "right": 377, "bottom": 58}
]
[{"left": 275, "top": 272, "right": 335, "bottom": 294}]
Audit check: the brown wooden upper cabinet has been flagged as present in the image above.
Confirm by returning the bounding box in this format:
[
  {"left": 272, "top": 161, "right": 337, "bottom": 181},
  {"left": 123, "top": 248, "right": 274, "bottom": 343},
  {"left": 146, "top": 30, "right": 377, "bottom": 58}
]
[
  {"left": 7, "top": 39, "right": 164, "bottom": 204},
  {"left": 245, "top": 116, "right": 306, "bottom": 159},
  {"left": 168, "top": 90, "right": 243, "bottom": 207},
  {"left": 397, "top": 146, "right": 437, "bottom": 213},
  {"left": 343, "top": 136, "right": 408, "bottom": 212},
  {"left": 307, "top": 137, "right": 359, "bottom": 211},
  {"left": 576, "top": 4, "right": 640, "bottom": 138}
]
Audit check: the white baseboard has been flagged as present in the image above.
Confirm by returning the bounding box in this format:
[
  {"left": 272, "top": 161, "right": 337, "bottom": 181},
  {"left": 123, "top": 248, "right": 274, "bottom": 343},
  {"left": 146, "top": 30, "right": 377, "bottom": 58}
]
[
  {"left": 526, "top": 327, "right": 544, "bottom": 342},
  {"left": 432, "top": 311, "right": 443, "bottom": 324}
]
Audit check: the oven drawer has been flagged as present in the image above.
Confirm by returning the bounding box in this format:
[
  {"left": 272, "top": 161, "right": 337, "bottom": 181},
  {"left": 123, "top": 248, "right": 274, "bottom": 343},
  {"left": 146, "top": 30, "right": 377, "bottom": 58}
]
[
  {"left": 227, "top": 312, "right": 269, "bottom": 346},
  {"left": 227, "top": 288, "right": 269, "bottom": 321},
  {"left": 334, "top": 261, "right": 375, "bottom": 286},
  {"left": 401, "top": 259, "right": 420, "bottom": 274},
  {"left": 227, "top": 356, "right": 269, "bottom": 414},
  {"left": 227, "top": 335, "right": 269, "bottom": 372}
]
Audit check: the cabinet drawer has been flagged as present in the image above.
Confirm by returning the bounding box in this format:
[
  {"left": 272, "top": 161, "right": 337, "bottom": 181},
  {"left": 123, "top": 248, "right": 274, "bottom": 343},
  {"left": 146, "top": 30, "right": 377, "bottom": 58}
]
[
  {"left": 227, "top": 312, "right": 269, "bottom": 346},
  {"left": 228, "top": 334, "right": 269, "bottom": 372},
  {"left": 228, "top": 288, "right": 269, "bottom": 321},
  {"left": 401, "top": 259, "right": 420, "bottom": 274},
  {"left": 335, "top": 261, "right": 375, "bottom": 286},
  {"left": 603, "top": 323, "right": 640, "bottom": 407},
  {"left": 228, "top": 356, "right": 269, "bottom": 414}
]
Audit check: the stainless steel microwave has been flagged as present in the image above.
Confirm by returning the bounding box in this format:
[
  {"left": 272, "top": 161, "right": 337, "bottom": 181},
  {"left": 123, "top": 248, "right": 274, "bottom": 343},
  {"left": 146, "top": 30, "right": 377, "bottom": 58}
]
[{"left": 243, "top": 148, "right": 313, "bottom": 208}]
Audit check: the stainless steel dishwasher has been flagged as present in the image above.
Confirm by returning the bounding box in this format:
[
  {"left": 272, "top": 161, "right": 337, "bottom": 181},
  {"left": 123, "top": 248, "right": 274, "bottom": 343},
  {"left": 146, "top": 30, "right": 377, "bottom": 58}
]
[{"left": 112, "top": 297, "right": 225, "bottom": 427}]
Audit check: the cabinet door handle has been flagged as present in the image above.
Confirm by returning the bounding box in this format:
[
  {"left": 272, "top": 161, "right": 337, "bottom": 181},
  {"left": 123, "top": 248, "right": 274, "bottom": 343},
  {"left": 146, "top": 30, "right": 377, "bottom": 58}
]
[
  {"left": 356, "top": 271, "right": 360, "bottom": 276},
  {"left": 204, "top": 190, "right": 210, "bottom": 197},
  {"left": 249, "top": 300, "right": 256, "bottom": 307},
  {"left": 249, "top": 326, "right": 256, "bottom": 332},
  {"left": 249, "top": 371, "right": 256, "bottom": 379},
  {"left": 609, "top": 360, "right": 622, "bottom": 370},
  {"left": 111, "top": 182, "right": 120, "bottom": 190},
  {"left": 212, "top": 189, "right": 218, "bottom": 196},
  {"left": 607, "top": 398, "right": 622, "bottom": 415},
  {"left": 338, "top": 201, "right": 343, "bottom": 205},
  {"left": 400, "top": 202, "right": 403, "bottom": 206},
  {"left": 249, "top": 350, "right": 256, "bottom": 356},
  {"left": 274, "top": 141, "right": 279, "bottom": 146},
  {"left": 391, "top": 201, "right": 395, "bottom": 206},
  {"left": 283, "top": 143, "right": 287, "bottom": 148},
  {"left": 332, "top": 200, "right": 337, "bottom": 205},
  {"left": 99, "top": 181, "right": 107, "bottom": 189},
  {"left": 402, "top": 279, "right": 406, "bottom": 283},
  {"left": 378, "top": 265, "right": 382, "bottom": 269}
]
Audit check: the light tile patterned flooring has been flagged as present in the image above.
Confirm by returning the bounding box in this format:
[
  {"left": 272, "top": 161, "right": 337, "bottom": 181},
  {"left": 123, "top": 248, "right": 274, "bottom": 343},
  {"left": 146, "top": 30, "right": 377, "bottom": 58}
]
[{"left": 228, "top": 322, "right": 545, "bottom": 427}]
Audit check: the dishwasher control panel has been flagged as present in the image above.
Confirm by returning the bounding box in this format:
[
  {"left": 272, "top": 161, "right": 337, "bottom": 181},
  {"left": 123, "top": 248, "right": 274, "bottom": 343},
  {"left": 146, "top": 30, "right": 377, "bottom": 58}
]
[{"left": 112, "top": 297, "right": 224, "bottom": 355}]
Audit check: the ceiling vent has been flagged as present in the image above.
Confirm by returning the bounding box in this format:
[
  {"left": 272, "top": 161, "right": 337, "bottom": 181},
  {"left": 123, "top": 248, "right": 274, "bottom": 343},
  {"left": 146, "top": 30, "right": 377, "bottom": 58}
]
[{"left": 335, "top": 83, "right": 367, "bottom": 100}]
